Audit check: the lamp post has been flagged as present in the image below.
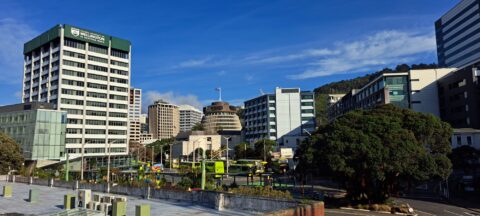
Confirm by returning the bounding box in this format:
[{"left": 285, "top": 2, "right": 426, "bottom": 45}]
[
  {"left": 223, "top": 136, "right": 231, "bottom": 177},
  {"left": 106, "top": 140, "right": 121, "bottom": 194},
  {"left": 302, "top": 129, "right": 312, "bottom": 136},
  {"left": 169, "top": 143, "right": 173, "bottom": 169},
  {"left": 80, "top": 141, "right": 90, "bottom": 181},
  {"left": 263, "top": 139, "right": 266, "bottom": 162}
]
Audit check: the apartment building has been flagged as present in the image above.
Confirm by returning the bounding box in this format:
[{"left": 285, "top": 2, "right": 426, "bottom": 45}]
[
  {"left": 435, "top": 0, "right": 480, "bottom": 68},
  {"left": 179, "top": 105, "right": 202, "bottom": 132},
  {"left": 22, "top": 24, "right": 131, "bottom": 158},
  {"left": 202, "top": 101, "right": 242, "bottom": 133},
  {"left": 129, "top": 88, "right": 142, "bottom": 144},
  {"left": 148, "top": 100, "right": 180, "bottom": 139},
  {"left": 244, "top": 88, "right": 315, "bottom": 149},
  {"left": 328, "top": 69, "right": 456, "bottom": 121}
]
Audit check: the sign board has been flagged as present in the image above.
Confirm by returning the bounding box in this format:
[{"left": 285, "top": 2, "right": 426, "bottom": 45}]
[
  {"left": 64, "top": 25, "right": 109, "bottom": 46},
  {"left": 280, "top": 148, "right": 294, "bottom": 159}
]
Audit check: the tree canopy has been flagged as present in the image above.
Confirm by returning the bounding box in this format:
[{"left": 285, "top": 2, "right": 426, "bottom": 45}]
[
  {"left": 0, "top": 132, "right": 24, "bottom": 174},
  {"left": 234, "top": 142, "right": 255, "bottom": 159},
  {"left": 253, "top": 139, "right": 276, "bottom": 160},
  {"left": 296, "top": 104, "right": 452, "bottom": 202}
]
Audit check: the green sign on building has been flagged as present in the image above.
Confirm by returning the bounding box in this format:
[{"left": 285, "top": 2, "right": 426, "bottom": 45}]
[{"left": 64, "top": 24, "right": 109, "bottom": 47}]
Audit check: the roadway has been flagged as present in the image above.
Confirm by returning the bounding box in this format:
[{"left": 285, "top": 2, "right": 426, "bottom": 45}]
[{"left": 325, "top": 198, "right": 480, "bottom": 216}]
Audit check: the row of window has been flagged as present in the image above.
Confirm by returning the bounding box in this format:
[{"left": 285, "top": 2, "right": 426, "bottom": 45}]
[
  {"left": 61, "top": 99, "right": 128, "bottom": 109},
  {"left": 67, "top": 118, "right": 128, "bottom": 126},
  {"left": 64, "top": 38, "right": 129, "bottom": 60},
  {"left": 64, "top": 60, "right": 127, "bottom": 74},
  {"left": 61, "top": 78, "right": 128, "bottom": 92}
]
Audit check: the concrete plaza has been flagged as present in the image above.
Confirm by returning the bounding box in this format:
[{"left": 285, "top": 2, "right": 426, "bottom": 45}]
[{"left": 0, "top": 181, "right": 251, "bottom": 215}]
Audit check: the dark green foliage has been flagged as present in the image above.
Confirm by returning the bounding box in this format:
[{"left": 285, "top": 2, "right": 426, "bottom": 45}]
[
  {"left": 147, "top": 138, "right": 174, "bottom": 162},
  {"left": 314, "top": 63, "right": 438, "bottom": 126},
  {"left": 0, "top": 132, "right": 24, "bottom": 174},
  {"left": 192, "top": 123, "right": 205, "bottom": 131},
  {"left": 449, "top": 146, "right": 480, "bottom": 174},
  {"left": 234, "top": 142, "right": 255, "bottom": 159},
  {"left": 296, "top": 104, "right": 452, "bottom": 202},
  {"left": 253, "top": 139, "right": 276, "bottom": 160}
]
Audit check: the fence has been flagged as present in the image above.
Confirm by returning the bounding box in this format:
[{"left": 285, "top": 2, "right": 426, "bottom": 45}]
[{"left": 4, "top": 175, "right": 324, "bottom": 215}]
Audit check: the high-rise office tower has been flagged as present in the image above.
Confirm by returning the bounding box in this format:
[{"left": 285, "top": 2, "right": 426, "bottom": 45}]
[
  {"left": 22, "top": 24, "right": 131, "bottom": 158},
  {"left": 129, "top": 88, "right": 142, "bottom": 144},
  {"left": 179, "top": 105, "right": 203, "bottom": 132},
  {"left": 244, "top": 87, "right": 315, "bottom": 149},
  {"left": 435, "top": 0, "right": 480, "bottom": 68},
  {"left": 148, "top": 100, "right": 180, "bottom": 139}
]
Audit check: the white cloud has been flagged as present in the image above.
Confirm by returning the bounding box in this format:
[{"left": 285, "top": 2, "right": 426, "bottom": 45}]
[
  {"left": 176, "top": 57, "right": 212, "bottom": 68},
  {"left": 245, "top": 74, "right": 254, "bottom": 81},
  {"left": 143, "top": 91, "right": 203, "bottom": 112},
  {"left": 287, "top": 30, "right": 436, "bottom": 79},
  {"left": 248, "top": 48, "right": 337, "bottom": 64},
  {"left": 0, "top": 18, "right": 37, "bottom": 83},
  {"left": 217, "top": 70, "right": 226, "bottom": 76}
]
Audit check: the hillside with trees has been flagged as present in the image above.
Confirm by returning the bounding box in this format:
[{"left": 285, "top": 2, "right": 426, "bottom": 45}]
[{"left": 314, "top": 63, "right": 438, "bottom": 125}]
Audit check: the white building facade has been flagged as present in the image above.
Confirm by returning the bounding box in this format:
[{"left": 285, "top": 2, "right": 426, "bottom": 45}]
[
  {"left": 244, "top": 87, "right": 315, "bottom": 149},
  {"left": 409, "top": 68, "right": 456, "bottom": 117},
  {"left": 179, "top": 105, "right": 203, "bottom": 132},
  {"left": 129, "top": 88, "right": 142, "bottom": 144},
  {"left": 22, "top": 24, "right": 131, "bottom": 158}
]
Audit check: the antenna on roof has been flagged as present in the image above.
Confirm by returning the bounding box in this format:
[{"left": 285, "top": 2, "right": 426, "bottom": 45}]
[{"left": 259, "top": 89, "right": 265, "bottom": 95}]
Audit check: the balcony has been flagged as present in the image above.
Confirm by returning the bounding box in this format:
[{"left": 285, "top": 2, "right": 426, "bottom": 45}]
[{"left": 42, "top": 61, "right": 49, "bottom": 66}]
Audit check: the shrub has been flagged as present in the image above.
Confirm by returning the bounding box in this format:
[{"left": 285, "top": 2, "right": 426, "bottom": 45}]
[{"left": 229, "top": 186, "right": 293, "bottom": 200}]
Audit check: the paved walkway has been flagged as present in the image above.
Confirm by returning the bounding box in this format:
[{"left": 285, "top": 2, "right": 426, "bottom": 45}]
[{"left": 0, "top": 181, "right": 250, "bottom": 215}]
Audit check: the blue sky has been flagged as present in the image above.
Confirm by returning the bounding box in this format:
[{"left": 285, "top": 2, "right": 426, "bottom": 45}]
[{"left": 0, "top": 0, "right": 458, "bottom": 111}]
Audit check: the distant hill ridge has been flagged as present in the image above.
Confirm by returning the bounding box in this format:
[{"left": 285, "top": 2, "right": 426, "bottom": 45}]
[{"left": 314, "top": 63, "right": 438, "bottom": 125}]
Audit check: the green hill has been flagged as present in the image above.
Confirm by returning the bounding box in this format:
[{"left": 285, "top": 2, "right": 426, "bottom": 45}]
[{"left": 314, "top": 63, "right": 438, "bottom": 125}]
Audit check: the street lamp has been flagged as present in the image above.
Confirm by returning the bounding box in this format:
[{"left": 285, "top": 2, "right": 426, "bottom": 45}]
[
  {"left": 106, "top": 139, "right": 121, "bottom": 194},
  {"left": 80, "top": 140, "right": 91, "bottom": 181},
  {"left": 302, "top": 129, "right": 312, "bottom": 136},
  {"left": 223, "top": 136, "right": 231, "bottom": 177}
]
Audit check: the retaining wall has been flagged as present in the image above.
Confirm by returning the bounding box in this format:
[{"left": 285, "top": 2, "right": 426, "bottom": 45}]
[{"left": 4, "top": 175, "right": 324, "bottom": 215}]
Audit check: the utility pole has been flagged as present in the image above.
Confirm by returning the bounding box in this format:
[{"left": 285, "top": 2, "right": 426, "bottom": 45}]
[
  {"left": 151, "top": 146, "right": 154, "bottom": 164},
  {"left": 65, "top": 153, "right": 69, "bottom": 181},
  {"left": 80, "top": 141, "right": 90, "bottom": 181},
  {"left": 223, "top": 136, "right": 230, "bottom": 177},
  {"left": 106, "top": 140, "right": 119, "bottom": 194},
  {"left": 263, "top": 139, "right": 266, "bottom": 162},
  {"left": 169, "top": 143, "right": 173, "bottom": 169},
  {"left": 160, "top": 144, "right": 163, "bottom": 165},
  {"left": 201, "top": 148, "right": 206, "bottom": 190},
  {"left": 244, "top": 143, "right": 247, "bottom": 159}
]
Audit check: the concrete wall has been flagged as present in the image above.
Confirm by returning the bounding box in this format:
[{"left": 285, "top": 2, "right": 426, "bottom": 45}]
[
  {"left": 409, "top": 68, "right": 456, "bottom": 117},
  {"left": 5, "top": 175, "right": 324, "bottom": 215},
  {"left": 265, "top": 202, "right": 325, "bottom": 216}
]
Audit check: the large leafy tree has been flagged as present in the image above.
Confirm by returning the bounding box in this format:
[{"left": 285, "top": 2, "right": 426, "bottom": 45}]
[
  {"left": 0, "top": 132, "right": 24, "bottom": 174},
  {"left": 253, "top": 139, "right": 276, "bottom": 160},
  {"left": 234, "top": 142, "right": 255, "bottom": 159},
  {"left": 146, "top": 138, "right": 174, "bottom": 163},
  {"left": 296, "top": 104, "right": 452, "bottom": 202}
]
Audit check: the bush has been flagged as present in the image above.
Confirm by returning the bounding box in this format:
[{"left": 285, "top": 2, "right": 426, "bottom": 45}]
[
  {"left": 176, "top": 177, "right": 193, "bottom": 190},
  {"left": 229, "top": 186, "right": 293, "bottom": 200}
]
